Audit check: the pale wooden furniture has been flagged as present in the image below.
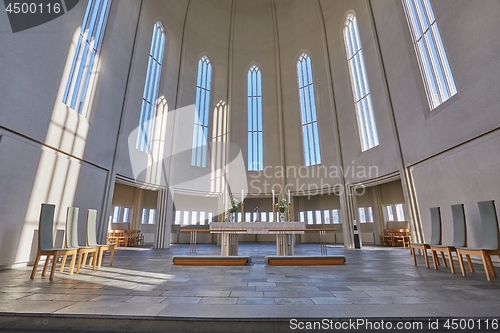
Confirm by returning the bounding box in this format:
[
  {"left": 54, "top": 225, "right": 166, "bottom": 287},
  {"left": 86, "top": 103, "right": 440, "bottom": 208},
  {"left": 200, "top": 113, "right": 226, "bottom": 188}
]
[
  {"left": 410, "top": 207, "right": 442, "bottom": 268},
  {"left": 429, "top": 204, "right": 470, "bottom": 274},
  {"left": 265, "top": 255, "right": 345, "bottom": 266},
  {"left": 106, "top": 229, "right": 144, "bottom": 247},
  {"left": 30, "top": 204, "right": 78, "bottom": 281},
  {"left": 210, "top": 222, "right": 306, "bottom": 256},
  {"left": 172, "top": 255, "right": 251, "bottom": 266},
  {"left": 86, "top": 209, "right": 115, "bottom": 268},
  {"left": 65, "top": 207, "right": 97, "bottom": 273},
  {"left": 381, "top": 229, "right": 412, "bottom": 247},
  {"left": 180, "top": 229, "right": 214, "bottom": 254},
  {"left": 456, "top": 200, "right": 500, "bottom": 281}
]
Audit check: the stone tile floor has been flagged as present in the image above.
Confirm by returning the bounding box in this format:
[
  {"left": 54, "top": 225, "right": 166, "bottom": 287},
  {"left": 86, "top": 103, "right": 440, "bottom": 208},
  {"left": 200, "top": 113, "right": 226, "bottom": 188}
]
[{"left": 0, "top": 243, "right": 500, "bottom": 332}]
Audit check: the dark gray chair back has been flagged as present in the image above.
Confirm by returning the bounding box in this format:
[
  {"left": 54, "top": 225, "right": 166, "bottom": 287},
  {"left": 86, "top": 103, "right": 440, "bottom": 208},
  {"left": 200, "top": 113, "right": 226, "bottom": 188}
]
[
  {"left": 39, "top": 204, "right": 55, "bottom": 251},
  {"left": 429, "top": 207, "right": 441, "bottom": 245},
  {"left": 478, "top": 200, "right": 498, "bottom": 250},
  {"left": 451, "top": 204, "right": 466, "bottom": 247}
]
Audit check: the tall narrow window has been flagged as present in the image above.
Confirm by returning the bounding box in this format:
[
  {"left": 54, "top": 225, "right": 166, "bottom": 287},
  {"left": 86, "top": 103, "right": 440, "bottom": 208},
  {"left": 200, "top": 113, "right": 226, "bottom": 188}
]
[
  {"left": 297, "top": 53, "right": 321, "bottom": 166},
  {"left": 343, "top": 14, "right": 379, "bottom": 151},
  {"left": 247, "top": 65, "right": 263, "bottom": 171},
  {"left": 402, "top": 0, "right": 457, "bottom": 109},
  {"left": 191, "top": 56, "right": 212, "bottom": 167},
  {"left": 136, "top": 21, "right": 166, "bottom": 152},
  {"left": 62, "top": 0, "right": 112, "bottom": 116}
]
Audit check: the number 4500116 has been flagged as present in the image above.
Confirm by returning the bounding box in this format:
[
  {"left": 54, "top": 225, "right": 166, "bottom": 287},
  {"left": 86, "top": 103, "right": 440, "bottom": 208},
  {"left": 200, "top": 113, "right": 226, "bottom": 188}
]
[{"left": 5, "top": 2, "right": 61, "bottom": 14}]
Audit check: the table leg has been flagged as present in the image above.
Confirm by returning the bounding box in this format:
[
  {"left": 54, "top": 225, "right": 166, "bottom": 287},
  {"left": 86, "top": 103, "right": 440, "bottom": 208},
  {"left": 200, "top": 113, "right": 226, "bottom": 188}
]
[{"left": 189, "top": 231, "right": 197, "bottom": 255}]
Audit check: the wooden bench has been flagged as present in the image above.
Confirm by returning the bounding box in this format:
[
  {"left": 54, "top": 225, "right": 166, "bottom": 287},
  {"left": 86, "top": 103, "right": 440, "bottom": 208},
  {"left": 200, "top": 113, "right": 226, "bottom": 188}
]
[
  {"left": 172, "top": 255, "right": 252, "bottom": 266},
  {"left": 264, "top": 255, "right": 345, "bottom": 266}
]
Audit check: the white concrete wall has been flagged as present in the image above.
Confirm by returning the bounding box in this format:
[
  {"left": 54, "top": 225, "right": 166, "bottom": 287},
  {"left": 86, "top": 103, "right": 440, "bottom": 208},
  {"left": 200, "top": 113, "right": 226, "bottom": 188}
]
[{"left": 0, "top": 1, "right": 141, "bottom": 267}]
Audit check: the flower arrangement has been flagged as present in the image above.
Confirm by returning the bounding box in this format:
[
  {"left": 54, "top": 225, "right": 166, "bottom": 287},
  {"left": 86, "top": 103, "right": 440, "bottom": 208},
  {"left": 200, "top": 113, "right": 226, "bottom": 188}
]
[
  {"left": 254, "top": 206, "right": 261, "bottom": 222},
  {"left": 228, "top": 199, "right": 239, "bottom": 213},
  {"left": 275, "top": 198, "right": 287, "bottom": 213}
]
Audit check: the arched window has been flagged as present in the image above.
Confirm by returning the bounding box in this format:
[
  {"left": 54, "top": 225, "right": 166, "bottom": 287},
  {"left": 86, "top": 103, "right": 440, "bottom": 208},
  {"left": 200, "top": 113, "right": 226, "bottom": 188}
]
[
  {"left": 297, "top": 53, "right": 321, "bottom": 166},
  {"left": 191, "top": 56, "right": 212, "bottom": 168},
  {"left": 62, "top": 0, "right": 112, "bottom": 116},
  {"left": 247, "top": 65, "right": 263, "bottom": 171},
  {"left": 136, "top": 21, "right": 166, "bottom": 153},
  {"left": 402, "top": 0, "right": 457, "bottom": 109},
  {"left": 343, "top": 13, "right": 379, "bottom": 151}
]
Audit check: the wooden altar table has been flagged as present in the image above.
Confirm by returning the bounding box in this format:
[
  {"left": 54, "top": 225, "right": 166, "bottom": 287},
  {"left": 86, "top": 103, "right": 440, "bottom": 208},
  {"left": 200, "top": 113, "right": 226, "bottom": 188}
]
[{"left": 210, "top": 222, "right": 306, "bottom": 256}]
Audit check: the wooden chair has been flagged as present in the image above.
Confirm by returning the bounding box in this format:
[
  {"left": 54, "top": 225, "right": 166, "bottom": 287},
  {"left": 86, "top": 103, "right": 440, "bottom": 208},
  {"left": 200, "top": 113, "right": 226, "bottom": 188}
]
[
  {"left": 429, "top": 204, "right": 470, "bottom": 274},
  {"left": 393, "top": 229, "right": 411, "bottom": 248},
  {"left": 456, "top": 200, "right": 500, "bottom": 281},
  {"left": 86, "top": 209, "right": 115, "bottom": 268},
  {"left": 65, "top": 207, "right": 98, "bottom": 273},
  {"left": 381, "top": 229, "right": 395, "bottom": 246},
  {"left": 410, "top": 207, "right": 442, "bottom": 268},
  {"left": 30, "top": 204, "right": 78, "bottom": 281}
]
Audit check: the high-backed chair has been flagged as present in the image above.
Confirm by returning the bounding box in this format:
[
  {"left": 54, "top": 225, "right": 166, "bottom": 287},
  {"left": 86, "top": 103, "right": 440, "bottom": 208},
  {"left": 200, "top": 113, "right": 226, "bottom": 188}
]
[
  {"left": 410, "top": 207, "right": 442, "bottom": 268},
  {"left": 456, "top": 200, "right": 499, "bottom": 281},
  {"left": 86, "top": 209, "right": 115, "bottom": 268},
  {"left": 30, "top": 204, "right": 78, "bottom": 281},
  {"left": 65, "top": 207, "right": 98, "bottom": 273},
  {"left": 430, "top": 204, "right": 471, "bottom": 273}
]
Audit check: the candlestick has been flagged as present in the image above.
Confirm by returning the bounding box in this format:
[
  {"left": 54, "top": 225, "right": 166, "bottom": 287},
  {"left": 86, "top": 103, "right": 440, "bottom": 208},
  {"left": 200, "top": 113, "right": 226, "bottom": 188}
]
[
  {"left": 272, "top": 204, "right": 276, "bottom": 222},
  {"left": 288, "top": 189, "right": 291, "bottom": 203},
  {"left": 272, "top": 189, "right": 275, "bottom": 204},
  {"left": 241, "top": 202, "right": 244, "bottom": 222},
  {"left": 241, "top": 189, "right": 244, "bottom": 203}
]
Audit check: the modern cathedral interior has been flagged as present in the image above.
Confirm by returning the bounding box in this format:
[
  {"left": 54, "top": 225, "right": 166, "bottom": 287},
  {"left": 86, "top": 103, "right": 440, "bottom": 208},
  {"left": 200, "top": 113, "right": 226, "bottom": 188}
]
[{"left": 1, "top": 0, "right": 500, "bottom": 332}]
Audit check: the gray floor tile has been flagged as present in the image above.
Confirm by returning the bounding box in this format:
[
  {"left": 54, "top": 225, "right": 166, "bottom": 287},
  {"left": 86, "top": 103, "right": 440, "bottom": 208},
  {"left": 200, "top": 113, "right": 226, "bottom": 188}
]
[
  {"left": 311, "top": 297, "right": 352, "bottom": 304},
  {"left": 236, "top": 297, "right": 275, "bottom": 305},
  {"left": 195, "top": 291, "right": 230, "bottom": 297},
  {"left": 161, "top": 296, "right": 201, "bottom": 304},
  {"left": 199, "top": 297, "right": 237, "bottom": 305},
  {"left": 229, "top": 291, "right": 264, "bottom": 297},
  {"left": 275, "top": 298, "right": 314, "bottom": 305},
  {"left": 125, "top": 296, "right": 166, "bottom": 303}
]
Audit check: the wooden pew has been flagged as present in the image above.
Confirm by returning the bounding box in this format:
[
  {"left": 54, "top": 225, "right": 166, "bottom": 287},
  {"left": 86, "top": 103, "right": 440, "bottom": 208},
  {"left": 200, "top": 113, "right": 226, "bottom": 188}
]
[
  {"left": 264, "top": 255, "right": 345, "bottom": 266},
  {"left": 172, "top": 255, "right": 252, "bottom": 266}
]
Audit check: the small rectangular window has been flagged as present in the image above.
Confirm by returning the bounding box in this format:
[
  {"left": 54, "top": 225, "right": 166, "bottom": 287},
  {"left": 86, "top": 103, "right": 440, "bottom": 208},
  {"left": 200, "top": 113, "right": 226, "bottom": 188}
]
[
  {"left": 183, "top": 211, "right": 189, "bottom": 225},
  {"left": 332, "top": 209, "right": 340, "bottom": 224},
  {"left": 323, "top": 210, "right": 330, "bottom": 224},
  {"left": 307, "top": 211, "right": 314, "bottom": 225},
  {"left": 122, "top": 207, "right": 130, "bottom": 223},
  {"left": 315, "top": 210, "right": 322, "bottom": 224},
  {"left": 261, "top": 212, "right": 267, "bottom": 222},
  {"left": 245, "top": 212, "right": 251, "bottom": 222},
  {"left": 148, "top": 209, "right": 156, "bottom": 224},
  {"left": 175, "top": 211, "right": 181, "bottom": 225},
  {"left": 207, "top": 212, "right": 213, "bottom": 223},
  {"left": 358, "top": 208, "right": 366, "bottom": 223},
  {"left": 112, "top": 206, "right": 121, "bottom": 223},
  {"left": 396, "top": 204, "right": 405, "bottom": 221},
  {"left": 386, "top": 206, "right": 394, "bottom": 221},
  {"left": 299, "top": 211, "right": 305, "bottom": 222},
  {"left": 366, "top": 207, "right": 373, "bottom": 222}
]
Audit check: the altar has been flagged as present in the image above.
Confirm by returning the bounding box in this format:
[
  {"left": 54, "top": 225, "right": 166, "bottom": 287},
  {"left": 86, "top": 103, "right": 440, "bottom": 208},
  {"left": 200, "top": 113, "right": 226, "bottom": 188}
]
[{"left": 210, "top": 222, "right": 306, "bottom": 256}]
